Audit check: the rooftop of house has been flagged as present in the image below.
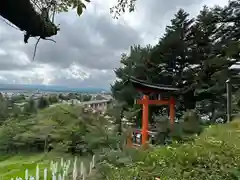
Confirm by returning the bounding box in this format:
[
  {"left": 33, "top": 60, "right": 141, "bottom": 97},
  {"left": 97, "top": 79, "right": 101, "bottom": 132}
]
[{"left": 125, "top": 75, "right": 180, "bottom": 92}]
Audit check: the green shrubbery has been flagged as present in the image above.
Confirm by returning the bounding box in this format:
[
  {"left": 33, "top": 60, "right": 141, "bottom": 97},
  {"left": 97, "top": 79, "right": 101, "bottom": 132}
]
[
  {"left": 102, "top": 120, "right": 240, "bottom": 180},
  {"left": 0, "top": 104, "right": 116, "bottom": 154}
]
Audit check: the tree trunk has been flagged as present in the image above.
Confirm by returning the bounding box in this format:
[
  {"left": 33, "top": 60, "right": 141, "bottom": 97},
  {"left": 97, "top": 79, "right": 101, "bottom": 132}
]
[{"left": 117, "top": 109, "right": 123, "bottom": 135}]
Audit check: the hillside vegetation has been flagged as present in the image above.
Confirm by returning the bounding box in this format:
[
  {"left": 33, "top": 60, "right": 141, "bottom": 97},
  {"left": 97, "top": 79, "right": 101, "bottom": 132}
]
[
  {"left": 0, "top": 102, "right": 117, "bottom": 155},
  {"left": 1, "top": 0, "right": 240, "bottom": 179},
  {"left": 0, "top": 102, "right": 118, "bottom": 178},
  {"left": 103, "top": 120, "right": 240, "bottom": 180}
]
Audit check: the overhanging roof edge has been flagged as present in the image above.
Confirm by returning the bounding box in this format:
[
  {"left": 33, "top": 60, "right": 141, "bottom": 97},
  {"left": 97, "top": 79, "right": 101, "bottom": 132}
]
[{"left": 125, "top": 75, "right": 180, "bottom": 91}]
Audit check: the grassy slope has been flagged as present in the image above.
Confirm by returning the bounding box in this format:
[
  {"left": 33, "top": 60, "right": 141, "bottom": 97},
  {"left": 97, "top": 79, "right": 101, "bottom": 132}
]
[
  {"left": 1, "top": 120, "right": 239, "bottom": 179},
  {"left": 106, "top": 120, "right": 240, "bottom": 180},
  {"left": 0, "top": 152, "right": 86, "bottom": 179}
]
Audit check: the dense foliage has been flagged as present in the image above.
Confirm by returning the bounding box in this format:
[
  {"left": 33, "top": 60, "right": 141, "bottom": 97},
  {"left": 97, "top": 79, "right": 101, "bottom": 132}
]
[
  {"left": 0, "top": 92, "right": 114, "bottom": 154},
  {"left": 1, "top": 1, "right": 240, "bottom": 180},
  {"left": 101, "top": 120, "right": 240, "bottom": 180},
  {"left": 104, "top": 2, "right": 240, "bottom": 178},
  {"left": 111, "top": 1, "right": 240, "bottom": 125},
  {"left": 0, "top": 104, "right": 116, "bottom": 153}
]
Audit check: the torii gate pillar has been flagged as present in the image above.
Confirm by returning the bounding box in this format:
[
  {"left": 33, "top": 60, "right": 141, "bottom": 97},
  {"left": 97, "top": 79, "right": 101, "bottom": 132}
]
[
  {"left": 138, "top": 95, "right": 175, "bottom": 147},
  {"left": 125, "top": 75, "right": 179, "bottom": 148}
]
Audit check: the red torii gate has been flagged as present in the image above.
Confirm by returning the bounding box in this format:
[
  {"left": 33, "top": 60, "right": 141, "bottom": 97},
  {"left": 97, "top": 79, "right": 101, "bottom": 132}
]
[{"left": 126, "top": 76, "right": 179, "bottom": 148}]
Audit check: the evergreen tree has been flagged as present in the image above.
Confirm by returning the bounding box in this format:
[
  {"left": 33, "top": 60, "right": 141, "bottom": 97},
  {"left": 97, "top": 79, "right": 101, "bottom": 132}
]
[
  {"left": 0, "top": 93, "right": 3, "bottom": 101},
  {"left": 58, "top": 93, "right": 65, "bottom": 101},
  {"left": 112, "top": 45, "right": 153, "bottom": 106},
  {"left": 148, "top": 9, "right": 196, "bottom": 110},
  {"left": 111, "top": 4, "right": 240, "bottom": 126},
  {"left": 11, "top": 104, "right": 22, "bottom": 118},
  {"left": 112, "top": 9, "right": 198, "bottom": 114},
  {"left": 0, "top": 99, "right": 9, "bottom": 124},
  {"left": 193, "top": 5, "right": 240, "bottom": 121},
  {"left": 38, "top": 97, "right": 50, "bottom": 109},
  {"left": 23, "top": 98, "right": 37, "bottom": 115},
  {"left": 49, "top": 95, "right": 58, "bottom": 104}
]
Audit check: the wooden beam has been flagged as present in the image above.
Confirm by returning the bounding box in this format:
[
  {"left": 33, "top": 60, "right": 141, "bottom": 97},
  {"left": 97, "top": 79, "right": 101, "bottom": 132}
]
[{"left": 137, "top": 99, "right": 169, "bottom": 105}]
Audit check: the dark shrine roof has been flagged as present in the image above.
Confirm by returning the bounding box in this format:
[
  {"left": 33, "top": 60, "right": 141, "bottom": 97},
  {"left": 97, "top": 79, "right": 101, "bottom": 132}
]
[{"left": 125, "top": 75, "right": 180, "bottom": 92}]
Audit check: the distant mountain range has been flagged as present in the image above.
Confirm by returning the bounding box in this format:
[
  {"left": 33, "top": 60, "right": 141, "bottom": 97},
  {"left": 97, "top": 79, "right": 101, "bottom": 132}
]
[{"left": 0, "top": 84, "right": 109, "bottom": 93}]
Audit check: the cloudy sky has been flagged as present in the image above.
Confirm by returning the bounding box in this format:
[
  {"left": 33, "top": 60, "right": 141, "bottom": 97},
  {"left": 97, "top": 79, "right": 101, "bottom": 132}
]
[{"left": 0, "top": 0, "right": 228, "bottom": 89}]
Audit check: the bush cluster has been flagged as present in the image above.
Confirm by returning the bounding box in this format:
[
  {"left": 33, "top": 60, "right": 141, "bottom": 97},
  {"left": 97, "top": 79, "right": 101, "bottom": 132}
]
[{"left": 103, "top": 120, "right": 240, "bottom": 180}]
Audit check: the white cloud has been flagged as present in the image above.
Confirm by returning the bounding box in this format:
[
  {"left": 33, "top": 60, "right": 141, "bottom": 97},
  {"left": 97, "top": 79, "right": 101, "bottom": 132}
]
[{"left": 0, "top": 0, "right": 229, "bottom": 89}]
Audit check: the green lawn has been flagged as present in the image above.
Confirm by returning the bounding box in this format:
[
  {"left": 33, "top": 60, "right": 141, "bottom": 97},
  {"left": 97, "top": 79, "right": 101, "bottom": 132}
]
[{"left": 0, "top": 152, "right": 86, "bottom": 179}]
